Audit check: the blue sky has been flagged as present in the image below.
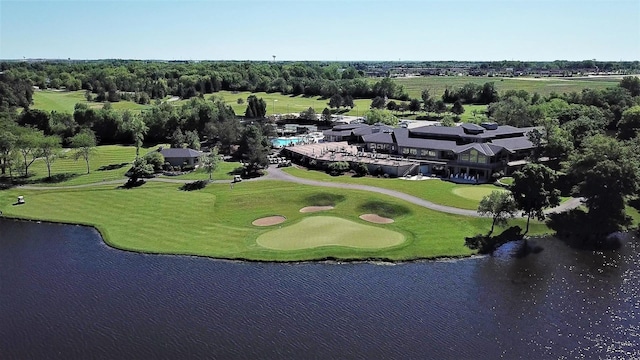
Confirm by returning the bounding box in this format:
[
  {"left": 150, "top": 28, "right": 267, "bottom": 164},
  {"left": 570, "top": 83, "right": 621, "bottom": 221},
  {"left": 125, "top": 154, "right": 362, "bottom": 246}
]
[{"left": 1, "top": 0, "right": 638, "bottom": 61}]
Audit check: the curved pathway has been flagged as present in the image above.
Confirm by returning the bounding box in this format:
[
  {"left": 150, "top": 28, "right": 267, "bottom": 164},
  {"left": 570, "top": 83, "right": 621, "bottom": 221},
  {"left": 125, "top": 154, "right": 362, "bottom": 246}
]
[
  {"left": 12, "top": 166, "right": 583, "bottom": 218},
  {"left": 261, "top": 166, "right": 583, "bottom": 218}
]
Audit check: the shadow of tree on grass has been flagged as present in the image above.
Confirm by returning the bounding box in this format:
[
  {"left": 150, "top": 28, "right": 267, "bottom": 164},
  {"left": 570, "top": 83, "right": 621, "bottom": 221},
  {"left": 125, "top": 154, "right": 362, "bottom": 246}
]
[
  {"left": 304, "top": 193, "right": 346, "bottom": 207},
  {"left": 97, "top": 163, "right": 129, "bottom": 171}
]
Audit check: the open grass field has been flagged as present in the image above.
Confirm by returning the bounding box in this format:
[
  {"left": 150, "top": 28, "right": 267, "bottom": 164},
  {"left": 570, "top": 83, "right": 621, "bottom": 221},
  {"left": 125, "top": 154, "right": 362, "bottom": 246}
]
[
  {"left": 392, "top": 76, "right": 620, "bottom": 100},
  {"left": 0, "top": 180, "right": 552, "bottom": 261},
  {"left": 2, "top": 145, "right": 240, "bottom": 186},
  {"left": 32, "top": 90, "right": 151, "bottom": 113},
  {"left": 283, "top": 166, "right": 499, "bottom": 210},
  {"left": 452, "top": 187, "right": 508, "bottom": 202},
  {"left": 256, "top": 216, "right": 405, "bottom": 250}
]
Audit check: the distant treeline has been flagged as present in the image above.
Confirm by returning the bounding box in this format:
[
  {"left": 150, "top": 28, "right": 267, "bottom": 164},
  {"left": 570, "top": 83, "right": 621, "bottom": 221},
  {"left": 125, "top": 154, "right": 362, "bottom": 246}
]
[{"left": 0, "top": 61, "right": 410, "bottom": 103}]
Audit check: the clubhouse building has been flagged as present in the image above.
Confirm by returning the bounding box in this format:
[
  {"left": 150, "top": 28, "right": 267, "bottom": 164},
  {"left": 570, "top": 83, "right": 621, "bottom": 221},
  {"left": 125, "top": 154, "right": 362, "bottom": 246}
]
[
  {"left": 283, "top": 122, "right": 537, "bottom": 183},
  {"left": 359, "top": 122, "right": 536, "bottom": 181}
]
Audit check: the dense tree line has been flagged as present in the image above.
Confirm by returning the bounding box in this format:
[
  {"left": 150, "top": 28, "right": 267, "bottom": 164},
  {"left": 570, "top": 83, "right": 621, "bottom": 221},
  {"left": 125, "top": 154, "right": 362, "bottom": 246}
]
[
  {"left": 0, "top": 61, "right": 408, "bottom": 102},
  {"left": 474, "top": 76, "right": 640, "bottom": 247}
]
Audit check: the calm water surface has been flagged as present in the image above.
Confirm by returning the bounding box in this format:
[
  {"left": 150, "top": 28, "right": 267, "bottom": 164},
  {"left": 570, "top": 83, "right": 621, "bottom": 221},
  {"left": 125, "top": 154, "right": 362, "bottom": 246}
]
[{"left": 0, "top": 219, "right": 638, "bottom": 359}]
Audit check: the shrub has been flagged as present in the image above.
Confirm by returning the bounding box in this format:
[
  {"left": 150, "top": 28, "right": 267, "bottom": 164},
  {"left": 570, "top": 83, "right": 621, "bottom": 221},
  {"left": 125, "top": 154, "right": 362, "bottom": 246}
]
[
  {"left": 326, "top": 161, "right": 349, "bottom": 176},
  {"left": 144, "top": 151, "right": 165, "bottom": 173},
  {"left": 352, "top": 163, "right": 369, "bottom": 177},
  {"left": 182, "top": 164, "right": 195, "bottom": 172}
]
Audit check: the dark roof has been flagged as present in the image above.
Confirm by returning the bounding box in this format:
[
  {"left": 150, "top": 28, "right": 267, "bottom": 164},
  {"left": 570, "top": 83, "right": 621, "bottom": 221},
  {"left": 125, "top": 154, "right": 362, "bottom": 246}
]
[
  {"left": 159, "top": 148, "right": 203, "bottom": 158},
  {"left": 324, "top": 123, "right": 394, "bottom": 138},
  {"left": 454, "top": 143, "right": 506, "bottom": 156},
  {"left": 491, "top": 137, "right": 534, "bottom": 151},
  {"left": 409, "top": 124, "right": 525, "bottom": 140},
  {"left": 362, "top": 124, "right": 535, "bottom": 154},
  {"left": 331, "top": 123, "right": 369, "bottom": 131}
]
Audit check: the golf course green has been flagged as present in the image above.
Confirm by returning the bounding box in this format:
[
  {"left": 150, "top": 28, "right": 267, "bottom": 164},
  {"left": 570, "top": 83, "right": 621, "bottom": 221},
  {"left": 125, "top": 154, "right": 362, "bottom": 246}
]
[{"left": 256, "top": 216, "right": 405, "bottom": 250}]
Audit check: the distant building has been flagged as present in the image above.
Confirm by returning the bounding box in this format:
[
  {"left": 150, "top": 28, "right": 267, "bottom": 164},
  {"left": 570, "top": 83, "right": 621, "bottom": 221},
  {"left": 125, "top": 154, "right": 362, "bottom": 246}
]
[{"left": 158, "top": 147, "right": 203, "bottom": 167}]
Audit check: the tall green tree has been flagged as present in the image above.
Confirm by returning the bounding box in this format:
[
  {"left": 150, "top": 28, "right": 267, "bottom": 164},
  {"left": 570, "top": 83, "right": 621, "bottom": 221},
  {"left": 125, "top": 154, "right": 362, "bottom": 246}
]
[
  {"left": 329, "top": 94, "right": 343, "bottom": 109},
  {"left": 0, "top": 122, "right": 18, "bottom": 175},
  {"left": 477, "top": 190, "right": 517, "bottom": 235},
  {"left": 421, "top": 89, "right": 435, "bottom": 112},
  {"left": 370, "top": 96, "right": 386, "bottom": 109},
  {"left": 244, "top": 95, "right": 266, "bottom": 118},
  {"left": 617, "top": 105, "right": 640, "bottom": 140},
  {"left": 200, "top": 148, "right": 219, "bottom": 181},
  {"left": 122, "top": 111, "right": 148, "bottom": 159},
  {"left": 364, "top": 109, "right": 398, "bottom": 126},
  {"left": 238, "top": 125, "right": 269, "bottom": 176},
  {"left": 321, "top": 108, "right": 332, "bottom": 123},
  {"left": 451, "top": 100, "right": 465, "bottom": 115},
  {"left": 511, "top": 163, "right": 561, "bottom": 234},
  {"left": 70, "top": 130, "right": 97, "bottom": 174},
  {"left": 409, "top": 98, "right": 421, "bottom": 114},
  {"left": 566, "top": 135, "right": 640, "bottom": 235},
  {"left": 184, "top": 130, "right": 201, "bottom": 150},
  {"left": 39, "top": 135, "right": 62, "bottom": 178},
  {"left": 619, "top": 76, "right": 640, "bottom": 97},
  {"left": 15, "top": 128, "right": 44, "bottom": 176}
]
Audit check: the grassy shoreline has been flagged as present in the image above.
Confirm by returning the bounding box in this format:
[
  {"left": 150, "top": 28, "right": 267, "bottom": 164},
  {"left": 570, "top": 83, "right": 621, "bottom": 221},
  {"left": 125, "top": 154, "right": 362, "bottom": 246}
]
[{"left": 0, "top": 181, "right": 552, "bottom": 262}]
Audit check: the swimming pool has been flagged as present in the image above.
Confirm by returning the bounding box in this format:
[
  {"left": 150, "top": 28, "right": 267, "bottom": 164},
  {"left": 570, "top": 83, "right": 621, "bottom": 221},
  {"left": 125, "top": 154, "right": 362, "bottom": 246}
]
[{"left": 271, "top": 137, "right": 304, "bottom": 147}]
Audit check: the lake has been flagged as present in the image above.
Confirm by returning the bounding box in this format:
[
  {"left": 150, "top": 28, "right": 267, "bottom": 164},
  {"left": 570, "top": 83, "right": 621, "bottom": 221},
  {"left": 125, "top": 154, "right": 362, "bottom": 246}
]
[{"left": 1, "top": 218, "right": 638, "bottom": 359}]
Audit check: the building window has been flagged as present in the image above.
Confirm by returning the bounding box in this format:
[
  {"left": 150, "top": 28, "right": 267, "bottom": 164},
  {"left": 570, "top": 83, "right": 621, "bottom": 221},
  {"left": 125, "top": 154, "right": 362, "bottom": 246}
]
[
  {"left": 477, "top": 154, "right": 486, "bottom": 164},
  {"left": 370, "top": 143, "right": 376, "bottom": 150},
  {"left": 402, "top": 148, "right": 409, "bottom": 155},
  {"left": 460, "top": 153, "right": 470, "bottom": 162},
  {"left": 469, "top": 149, "right": 478, "bottom": 163},
  {"left": 409, "top": 148, "right": 417, "bottom": 155}
]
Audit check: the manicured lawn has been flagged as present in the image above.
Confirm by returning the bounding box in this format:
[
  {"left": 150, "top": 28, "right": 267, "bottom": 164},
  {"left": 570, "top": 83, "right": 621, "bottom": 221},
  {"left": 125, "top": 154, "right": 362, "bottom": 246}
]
[
  {"left": 452, "top": 187, "right": 508, "bottom": 202},
  {"left": 10, "top": 145, "right": 140, "bottom": 186},
  {"left": 256, "top": 216, "right": 405, "bottom": 250},
  {"left": 0, "top": 180, "right": 551, "bottom": 261},
  {"left": 393, "top": 76, "right": 619, "bottom": 100},
  {"left": 32, "top": 90, "right": 151, "bottom": 114},
  {"left": 157, "top": 161, "right": 241, "bottom": 181},
  {"left": 3, "top": 145, "right": 238, "bottom": 186},
  {"left": 281, "top": 166, "right": 499, "bottom": 210}
]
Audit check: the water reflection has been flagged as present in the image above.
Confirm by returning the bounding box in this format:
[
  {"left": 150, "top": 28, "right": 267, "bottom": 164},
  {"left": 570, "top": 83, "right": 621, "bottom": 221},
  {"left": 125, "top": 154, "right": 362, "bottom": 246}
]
[{"left": 0, "top": 219, "right": 638, "bottom": 359}]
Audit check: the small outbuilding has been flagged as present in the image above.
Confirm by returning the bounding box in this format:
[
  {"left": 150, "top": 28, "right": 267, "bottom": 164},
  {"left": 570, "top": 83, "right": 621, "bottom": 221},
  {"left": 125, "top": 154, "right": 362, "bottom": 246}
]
[{"left": 158, "top": 147, "right": 203, "bottom": 167}]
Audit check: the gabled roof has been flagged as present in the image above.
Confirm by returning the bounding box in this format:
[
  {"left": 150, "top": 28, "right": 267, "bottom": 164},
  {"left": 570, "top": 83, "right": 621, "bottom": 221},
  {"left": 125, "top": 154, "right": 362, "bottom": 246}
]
[
  {"left": 454, "top": 143, "right": 507, "bottom": 156},
  {"left": 159, "top": 148, "right": 203, "bottom": 158}
]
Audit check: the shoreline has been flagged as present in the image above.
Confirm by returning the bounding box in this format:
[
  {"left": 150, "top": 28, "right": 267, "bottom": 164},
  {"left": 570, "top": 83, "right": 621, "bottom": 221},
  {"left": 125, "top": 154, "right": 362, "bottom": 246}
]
[{"left": 0, "top": 215, "right": 478, "bottom": 264}]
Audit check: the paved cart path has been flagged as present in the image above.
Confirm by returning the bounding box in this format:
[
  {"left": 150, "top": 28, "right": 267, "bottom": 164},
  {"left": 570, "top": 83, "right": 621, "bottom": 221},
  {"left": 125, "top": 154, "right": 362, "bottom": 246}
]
[{"left": 13, "top": 165, "right": 582, "bottom": 218}]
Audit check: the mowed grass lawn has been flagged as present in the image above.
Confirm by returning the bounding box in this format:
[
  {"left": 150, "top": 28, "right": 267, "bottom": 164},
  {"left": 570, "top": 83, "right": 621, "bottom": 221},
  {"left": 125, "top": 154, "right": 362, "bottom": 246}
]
[
  {"left": 393, "top": 76, "right": 620, "bottom": 99},
  {"left": 256, "top": 216, "right": 405, "bottom": 250},
  {"left": 0, "top": 180, "right": 551, "bottom": 261},
  {"left": 32, "top": 90, "right": 151, "bottom": 113},
  {"left": 282, "top": 166, "right": 499, "bottom": 210},
  {"left": 4, "top": 145, "right": 240, "bottom": 186}
]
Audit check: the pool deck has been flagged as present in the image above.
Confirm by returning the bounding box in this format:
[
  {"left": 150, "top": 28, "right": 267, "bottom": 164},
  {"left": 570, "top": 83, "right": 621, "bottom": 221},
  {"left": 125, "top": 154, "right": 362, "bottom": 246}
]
[{"left": 282, "top": 142, "right": 416, "bottom": 168}]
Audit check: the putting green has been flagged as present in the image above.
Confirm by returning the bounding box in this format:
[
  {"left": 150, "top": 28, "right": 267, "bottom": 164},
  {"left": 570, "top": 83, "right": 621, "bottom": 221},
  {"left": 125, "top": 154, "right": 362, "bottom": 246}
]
[
  {"left": 452, "top": 186, "right": 509, "bottom": 201},
  {"left": 256, "top": 216, "right": 405, "bottom": 251}
]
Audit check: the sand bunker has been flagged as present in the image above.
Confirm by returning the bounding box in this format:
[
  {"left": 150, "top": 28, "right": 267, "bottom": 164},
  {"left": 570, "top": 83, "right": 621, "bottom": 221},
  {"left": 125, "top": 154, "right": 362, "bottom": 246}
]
[
  {"left": 299, "top": 206, "right": 334, "bottom": 213},
  {"left": 252, "top": 216, "right": 286, "bottom": 226},
  {"left": 359, "top": 214, "right": 394, "bottom": 224}
]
